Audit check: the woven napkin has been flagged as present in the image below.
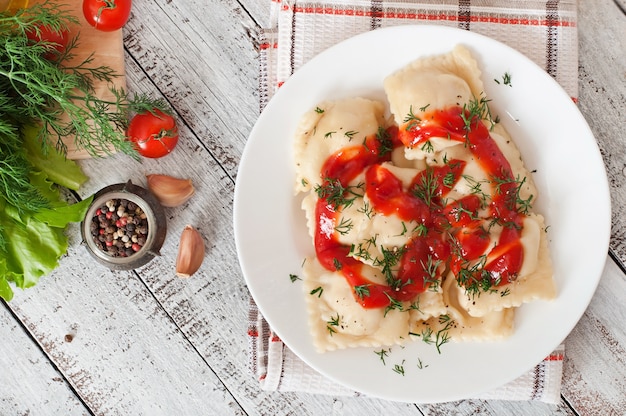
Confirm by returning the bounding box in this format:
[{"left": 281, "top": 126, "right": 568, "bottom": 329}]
[{"left": 250, "top": 0, "right": 577, "bottom": 403}]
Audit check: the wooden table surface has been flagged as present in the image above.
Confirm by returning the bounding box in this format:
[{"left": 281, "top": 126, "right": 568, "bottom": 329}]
[{"left": 1, "top": 0, "right": 625, "bottom": 415}]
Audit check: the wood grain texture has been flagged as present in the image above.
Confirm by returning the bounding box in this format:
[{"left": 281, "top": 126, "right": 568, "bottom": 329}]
[
  {"left": 578, "top": 0, "right": 626, "bottom": 263},
  {"left": 121, "top": 0, "right": 260, "bottom": 179},
  {"left": 561, "top": 257, "right": 626, "bottom": 415},
  {"left": 0, "top": 303, "right": 89, "bottom": 416},
  {"left": 4, "top": 230, "right": 246, "bottom": 415},
  {"left": 0, "top": 0, "right": 624, "bottom": 415}
]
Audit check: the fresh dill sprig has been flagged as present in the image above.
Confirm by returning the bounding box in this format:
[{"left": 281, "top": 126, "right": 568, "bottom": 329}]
[
  {"left": 421, "top": 255, "right": 442, "bottom": 291},
  {"left": 326, "top": 313, "right": 340, "bottom": 335},
  {"left": 373, "top": 246, "right": 406, "bottom": 290},
  {"left": 353, "top": 284, "right": 371, "bottom": 299},
  {"left": 393, "top": 360, "right": 406, "bottom": 376},
  {"left": 1, "top": 4, "right": 167, "bottom": 157},
  {"left": 334, "top": 217, "right": 354, "bottom": 235},
  {"left": 375, "top": 126, "right": 394, "bottom": 156},
  {"left": 310, "top": 286, "right": 323, "bottom": 297},
  {"left": 403, "top": 105, "right": 421, "bottom": 131},
  {"left": 412, "top": 167, "right": 439, "bottom": 207},
  {"left": 0, "top": 2, "right": 169, "bottom": 214},
  {"left": 314, "top": 179, "right": 364, "bottom": 211},
  {"left": 344, "top": 130, "right": 358, "bottom": 140},
  {"left": 374, "top": 348, "right": 390, "bottom": 365}
]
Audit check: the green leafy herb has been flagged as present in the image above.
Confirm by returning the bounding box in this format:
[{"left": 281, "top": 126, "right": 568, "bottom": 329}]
[
  {"left": 420, "top": 140, "right": 434, "bottom": 153},
  {"left": 334, "top": 217, "right": 353, "bottom": 235},
  {"left": 494, "top": 72, "right": 513, "bottom": 87},
  {"left": 442, "top": 171, "right": 455, "bottom": 188},
  {"left": 396, "top": 221, "right": 408, "bottom": 236},
  {"left": 420, "top": 327, "right": 434, "bottom": 344},
  {"left": 289, "top": 274, "right": 301, "bottom": 283},
  {"left": 0, "top": 4, "right": 170, "bottom": 301},
  {"left": 326, "top": 313, "right": 340, "bottom": 335},
  {"left": 412, "top": 167, "right": 438, "bottom": 207},
  {"left": 454, "top": 252, "right": 496, "bottom": 298},
  {"left": 421, "top": 255, "right": 442, "bottom": 291},
  {"left": 353, "top": 284, "right": 370, "bottom": 299},
  {"left": 460, "top": 95, "right": 497, "bottom": 138},
  {"left": 344, "top": 130, "right": 358, "bottom": 140},
  {"left": 332, "top": 257, "right": 342, "bottom": 271},
  {"left": 310, "top": 286, "right": 323, "bottom": 297},
  {"left": 1, "top": 4, "right": 167, "bottom": 161},
  {"left": 373, "top": 246, "right": 405, "bottom": 290},
  {"left": 403, "top": 105, "right": 421, "bottom": 131},
  {"left": 356, "top": 200, "right": 374, "bottom": 219},
  {"left": 374, "top": 348, "right": 390, "bottom": 365},
  {"left": 393, "top": 360, "right": 406, "bottom": 376},
  {"left": 413, "top": 223, "right": 428, "bottom": 237},
  {"left": 348, "top": 235, "right": 377, "bottom": 262},
  {"left": 374, "top": 126, "right": 394, "bottom": 156},
  {"left": 384, "top": 293, "right": 404, "bottom": 317},
  {"left": 502, "top": 72, "right": 512, "bottom": 86},
  {"left": 462, "top": 174, "right": 490, "bottom": 205},
  {"left": 435, "top": 315, "right": 454, "bottom": 353},
  {"left": 492, "top": 174, "right": 534, "bottom": 214},
  {"left": 314, "top": 179, "right": 364, "bottom": 211},
  {"left": 0, "top": 126, "right": 92, "bottom": 301}
]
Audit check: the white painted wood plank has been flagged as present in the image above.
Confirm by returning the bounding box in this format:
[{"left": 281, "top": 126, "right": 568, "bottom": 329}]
[
  {"left": 3, "top": 227, "right": 245, "bottom": 415},
  {"left": 239, "top": 0, "right": 273, "bottom": 27},
  {"left": 561, "top": 256, "right": 626, "bottom": 415},
  {"left": 122, "top": 0, "right": 261, "bottom": 179},
  {"left": 421, "top": 399, "right": 576, "bottom": 416},
  {"left": 613, "top": 0, "right": 626, "bottom": 14},
  {"left": 578, "top": 0, "right": 626, "bottom": 262},
  {"left": 0, "top": 303, "right": 88, "bottom": 416}
]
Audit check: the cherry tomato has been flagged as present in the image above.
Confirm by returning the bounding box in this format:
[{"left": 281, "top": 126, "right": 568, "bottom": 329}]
[
  {"left": 127, "top": 109, "right": 179, "bottom": 158},
  {"left": 26, "top": 25, "right": 70, "bottom": 61},
  {"left": 82, "top": 0, "right": 132, "bottom": 32}
]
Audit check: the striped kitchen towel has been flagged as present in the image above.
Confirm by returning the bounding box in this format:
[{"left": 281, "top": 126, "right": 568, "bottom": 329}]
[
  {"left": 248, "top": 299, "right": 566, "bottom": 402},
  {"left": 251, "top": 0, "right": 576, "bottom": 404},
  {"left": 259, "top": 0, "right": 578, "bottom": 111}
]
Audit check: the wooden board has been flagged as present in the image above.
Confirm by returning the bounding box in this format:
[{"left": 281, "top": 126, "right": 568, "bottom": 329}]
[{"left": 30, "top": 0, "right": 126, "bottom": 159}]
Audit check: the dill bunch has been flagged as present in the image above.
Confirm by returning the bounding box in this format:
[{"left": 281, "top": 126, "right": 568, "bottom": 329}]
[{"left": 0, "top": 1, "right": 168, "bottom": 213}]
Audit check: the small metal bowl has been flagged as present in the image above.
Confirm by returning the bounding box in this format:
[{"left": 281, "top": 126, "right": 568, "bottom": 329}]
[{"left": 81, "top": 180, "right": 167, "bottom": 270}]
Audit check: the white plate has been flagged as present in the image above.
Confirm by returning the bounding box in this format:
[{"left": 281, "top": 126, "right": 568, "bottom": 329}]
[{"left": 234, "top": 25, "right": 610, "bottom": 403}]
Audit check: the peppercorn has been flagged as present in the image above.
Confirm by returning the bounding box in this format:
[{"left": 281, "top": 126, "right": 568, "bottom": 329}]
[{"left": 90, "top": 198, "right": 149, "bottom": 258}]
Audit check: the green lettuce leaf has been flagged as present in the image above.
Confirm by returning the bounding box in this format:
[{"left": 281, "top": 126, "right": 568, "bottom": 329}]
[
  {"left": 0, "top": 204, "right": 69, "bottom": 289},
  {"left": 23, "top": 124, "right": 88, "bottom": 191},
  {"left": 0, "top": 127, "right": 92, "bottom": 301}
]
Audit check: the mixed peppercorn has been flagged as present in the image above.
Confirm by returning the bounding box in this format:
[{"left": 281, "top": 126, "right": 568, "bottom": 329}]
[{"left": 89, "top": 198, "right": 149, "bottom": 257}]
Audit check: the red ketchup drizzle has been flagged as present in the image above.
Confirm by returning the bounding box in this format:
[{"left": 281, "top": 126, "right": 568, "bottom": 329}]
[{"left": 313, "top": 108, "right": 526, "bottom": 310}]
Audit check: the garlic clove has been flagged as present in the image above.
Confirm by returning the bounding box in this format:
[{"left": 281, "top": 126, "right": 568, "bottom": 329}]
[
  {"left": 146, "top": 174, "right": 195, "bottom": 207},
  {"left": 176, "top": 225, "right": 205, "bottom": 278}
]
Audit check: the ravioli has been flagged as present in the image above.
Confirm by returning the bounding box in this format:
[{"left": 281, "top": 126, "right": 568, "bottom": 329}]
[{"left": 294, "top": 46, "right": 555, "bottom": 353}]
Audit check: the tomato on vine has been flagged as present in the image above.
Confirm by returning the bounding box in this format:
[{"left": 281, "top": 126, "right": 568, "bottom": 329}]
[
  {"left": 127, "top": 109, "right": 179, "bottom": 158},
  {"left": 82, "top": 0, "right": 132, "bottom": 32}
]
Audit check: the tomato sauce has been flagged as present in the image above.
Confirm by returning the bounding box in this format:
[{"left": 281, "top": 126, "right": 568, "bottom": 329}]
[{"left": 313, "top": 107, "right": 526, "bottom": 309}]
